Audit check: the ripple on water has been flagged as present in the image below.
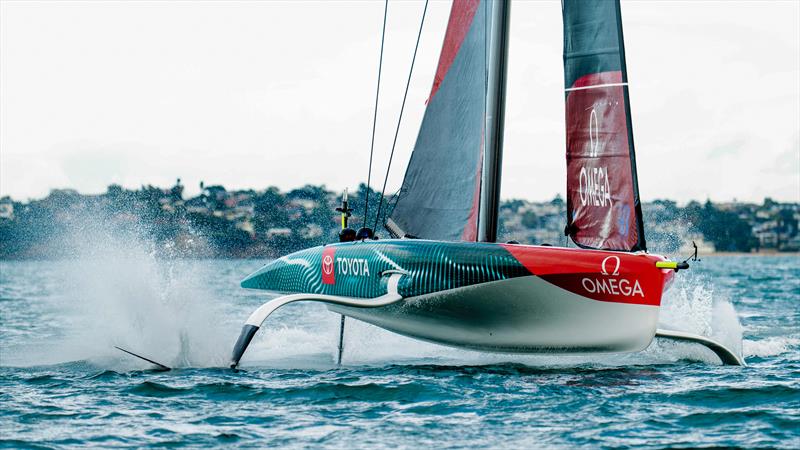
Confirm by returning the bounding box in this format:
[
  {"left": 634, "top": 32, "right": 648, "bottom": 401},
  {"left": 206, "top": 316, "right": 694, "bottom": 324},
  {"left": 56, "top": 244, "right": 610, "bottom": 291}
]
[{"left": 663, "top": 384, "right": 800, "bottom": 408}]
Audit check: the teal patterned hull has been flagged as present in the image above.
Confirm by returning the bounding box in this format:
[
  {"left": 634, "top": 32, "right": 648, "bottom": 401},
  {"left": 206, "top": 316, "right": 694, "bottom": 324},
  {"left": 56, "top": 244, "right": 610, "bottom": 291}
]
[
  {"left": 242, "top": 239, "right": 670, "bottom": 307},
  {"left": 241, "top": 240, "right": 531, "bottom": 299}
]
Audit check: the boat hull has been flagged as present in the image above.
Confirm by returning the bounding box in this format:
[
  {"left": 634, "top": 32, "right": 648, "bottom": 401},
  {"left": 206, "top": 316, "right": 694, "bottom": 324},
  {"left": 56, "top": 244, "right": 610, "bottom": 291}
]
[{"left": 241, "top": 240, "right": 672, "bottom": 354}]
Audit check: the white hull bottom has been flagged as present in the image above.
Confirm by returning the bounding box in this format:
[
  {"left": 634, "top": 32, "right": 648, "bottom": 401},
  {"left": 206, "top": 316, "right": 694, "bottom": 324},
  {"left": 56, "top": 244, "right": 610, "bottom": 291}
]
[{"left": 327, "top": 275, "right": 659, "bottom": 354}]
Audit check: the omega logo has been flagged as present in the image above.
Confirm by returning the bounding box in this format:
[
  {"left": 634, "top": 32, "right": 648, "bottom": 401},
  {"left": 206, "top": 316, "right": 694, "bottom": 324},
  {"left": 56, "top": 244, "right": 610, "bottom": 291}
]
[
  {"left": 589, "top": 108, "right": 599, "bottom": 157},
  {"left": 580, "top": 255, "right": 644, "bottom": 297},
  {"left": 601, "top": 255, "right": 621, "bottom": 276}
]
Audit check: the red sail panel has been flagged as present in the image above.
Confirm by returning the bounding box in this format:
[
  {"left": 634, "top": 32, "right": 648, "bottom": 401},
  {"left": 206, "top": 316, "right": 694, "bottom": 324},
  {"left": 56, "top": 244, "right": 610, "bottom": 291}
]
[
  {"left": 566, "top": 71, "right": 638, "bottom": 250},
  {"left": 563, "top": 0, "right": 645, "bottom": 252},
  {"left": 428, "top": 0, "right": 480, "bottom": 102}
]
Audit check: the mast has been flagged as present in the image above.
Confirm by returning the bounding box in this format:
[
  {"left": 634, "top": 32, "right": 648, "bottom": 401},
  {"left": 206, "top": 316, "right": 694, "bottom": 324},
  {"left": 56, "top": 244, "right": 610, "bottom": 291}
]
[{"left": 477, "top": 0, "right": 511, "bottom": 243}]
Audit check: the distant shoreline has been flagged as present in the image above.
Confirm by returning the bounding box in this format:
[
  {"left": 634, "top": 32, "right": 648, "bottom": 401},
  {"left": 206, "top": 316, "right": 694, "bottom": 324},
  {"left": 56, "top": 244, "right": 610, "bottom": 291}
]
[{"left": 2, "top": 184, "right": 799, "bottom": 259}]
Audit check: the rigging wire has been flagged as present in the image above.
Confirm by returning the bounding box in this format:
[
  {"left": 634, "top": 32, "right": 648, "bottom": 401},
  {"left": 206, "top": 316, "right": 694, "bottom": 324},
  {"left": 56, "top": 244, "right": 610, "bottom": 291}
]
[
  {"left": 343, "top": 0, "right": 388, "bottom": 364},
  {"left": 372, "top": 0, "right": 430, "bottom": 231},
  {"left": 363, "top": 0, "right": 389, "bottom": 228}
]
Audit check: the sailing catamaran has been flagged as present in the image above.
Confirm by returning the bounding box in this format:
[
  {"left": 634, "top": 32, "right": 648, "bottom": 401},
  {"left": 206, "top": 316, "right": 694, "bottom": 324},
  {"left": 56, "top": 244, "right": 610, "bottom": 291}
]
[{"left": 229, "top": 0, "right": 744, "bottom": 368}]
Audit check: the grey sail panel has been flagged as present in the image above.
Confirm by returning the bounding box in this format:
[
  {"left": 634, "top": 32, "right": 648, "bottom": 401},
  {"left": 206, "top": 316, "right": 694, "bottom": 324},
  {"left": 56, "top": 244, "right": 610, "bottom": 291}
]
[{"left": 386, "top": 0, "right": 487, "bottom": 241}]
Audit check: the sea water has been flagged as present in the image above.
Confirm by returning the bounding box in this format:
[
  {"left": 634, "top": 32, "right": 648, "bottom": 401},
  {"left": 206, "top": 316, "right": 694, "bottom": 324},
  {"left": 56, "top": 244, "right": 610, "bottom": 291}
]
[{"left": 0, "top": 252, "right": 798, "bottom": 448}]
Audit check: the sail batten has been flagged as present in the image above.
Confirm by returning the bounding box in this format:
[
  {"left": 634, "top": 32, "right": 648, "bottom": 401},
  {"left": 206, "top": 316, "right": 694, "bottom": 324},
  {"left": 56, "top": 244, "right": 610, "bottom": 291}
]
[
  {"left": 565, "top": 82, "right": 627, "bottom": 92},
  {"left": 562, "top": 0, "right": 646, "bottom": 252}
]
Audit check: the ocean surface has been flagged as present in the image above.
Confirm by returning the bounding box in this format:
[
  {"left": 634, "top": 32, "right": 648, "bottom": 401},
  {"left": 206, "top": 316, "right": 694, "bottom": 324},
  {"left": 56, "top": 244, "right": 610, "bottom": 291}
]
[{"left": 1, "top": 251, "right": 798, "bottom": 449}]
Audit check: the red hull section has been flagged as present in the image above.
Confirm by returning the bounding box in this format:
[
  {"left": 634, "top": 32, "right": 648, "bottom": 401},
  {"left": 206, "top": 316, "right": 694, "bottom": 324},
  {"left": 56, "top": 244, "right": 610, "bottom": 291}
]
[{"left": 502, "top": 244, "right": 670, "bottom": 306}]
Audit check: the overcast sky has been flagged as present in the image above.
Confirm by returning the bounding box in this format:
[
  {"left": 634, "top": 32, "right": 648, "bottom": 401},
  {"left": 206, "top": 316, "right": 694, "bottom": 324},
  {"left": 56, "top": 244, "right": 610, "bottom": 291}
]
[{"left": 1, "top": 0, "right": 798, "bottom": 203}]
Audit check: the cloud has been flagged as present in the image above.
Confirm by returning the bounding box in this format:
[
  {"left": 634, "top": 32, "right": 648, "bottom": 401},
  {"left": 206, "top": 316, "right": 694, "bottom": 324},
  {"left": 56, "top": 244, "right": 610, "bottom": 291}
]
[
  {"left": 766, "top": 136, "right": 800, "bottom": 177},
  {"left": 706, "top": 137, "right": 749, "bottom": 160}
]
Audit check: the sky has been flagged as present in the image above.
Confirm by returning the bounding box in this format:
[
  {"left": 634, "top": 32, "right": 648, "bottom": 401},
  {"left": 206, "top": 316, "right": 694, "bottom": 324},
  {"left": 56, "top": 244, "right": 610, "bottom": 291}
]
[{"left": 1, "top": 0, "right": 798, "bottom": 203}]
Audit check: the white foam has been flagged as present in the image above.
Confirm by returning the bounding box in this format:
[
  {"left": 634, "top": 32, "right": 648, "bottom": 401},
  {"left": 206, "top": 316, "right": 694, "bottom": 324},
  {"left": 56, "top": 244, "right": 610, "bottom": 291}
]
[
  {"left": 743, "top": 336, "right": 799, "bottom": 357},
  {"left": 17, "top": 221, "right": 231, "bottom": 371},
  {"left": 655, "top": 271, "right": 744, "bottom": 364}
]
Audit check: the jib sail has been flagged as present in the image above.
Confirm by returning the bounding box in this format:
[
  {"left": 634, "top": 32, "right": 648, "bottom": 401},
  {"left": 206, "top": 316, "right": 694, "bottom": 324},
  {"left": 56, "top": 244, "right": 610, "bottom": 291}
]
[
  {"left": 562, "top": 0, "right": 646, "bottom": 251},
  {"left": 386, "top": 0, "right": 487, "bottom": 241}
]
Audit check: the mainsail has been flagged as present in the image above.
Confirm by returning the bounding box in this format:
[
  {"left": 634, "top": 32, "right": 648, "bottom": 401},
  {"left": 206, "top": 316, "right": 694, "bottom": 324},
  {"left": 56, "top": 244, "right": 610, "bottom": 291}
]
[
  {"left": 386, "top": 0, "right": 487, "bottom": 241},
  {"left": 562, "top": 0, "right": 646, "bottom": 251}
]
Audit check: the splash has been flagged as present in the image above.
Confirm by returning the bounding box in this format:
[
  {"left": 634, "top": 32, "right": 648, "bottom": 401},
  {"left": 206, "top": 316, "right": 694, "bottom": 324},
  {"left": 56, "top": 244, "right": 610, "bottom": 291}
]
[
  {"left": 647, "top": 270, "right": 744, "bottom": 364},
  {"left": 17, "top": 218, "right": 231, "bottom": 371}
]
